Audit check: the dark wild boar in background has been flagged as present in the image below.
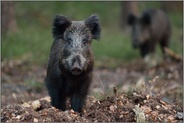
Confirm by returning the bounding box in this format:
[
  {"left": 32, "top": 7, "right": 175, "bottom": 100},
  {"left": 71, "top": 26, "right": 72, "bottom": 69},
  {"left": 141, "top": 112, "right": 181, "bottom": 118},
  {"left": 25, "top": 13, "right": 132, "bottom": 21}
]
[
  {"left": 128, "top": 9, "right": 171, "bottom": 58},
  {"left": 45, "top": 14, "right": 101, "bottom": 113}
]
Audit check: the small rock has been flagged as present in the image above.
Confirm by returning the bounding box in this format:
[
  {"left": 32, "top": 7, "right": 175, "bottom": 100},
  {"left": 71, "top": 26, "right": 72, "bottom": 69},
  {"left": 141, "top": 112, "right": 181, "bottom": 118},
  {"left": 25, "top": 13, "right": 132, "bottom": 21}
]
[
  {"left": 175, "top": 112, "right": 183, "bottom": 120},
  {"left": 32, "top": 100, "right": 41, "bottom": 110},
  {"left": 156, "top": 105, "right": 160, "bottom": 109},
  {"left": 33, "top": 118, "right": 38, "bottom": 122},
  {"left": 16, "top": 115, "right": 21, "bottom": 119}
]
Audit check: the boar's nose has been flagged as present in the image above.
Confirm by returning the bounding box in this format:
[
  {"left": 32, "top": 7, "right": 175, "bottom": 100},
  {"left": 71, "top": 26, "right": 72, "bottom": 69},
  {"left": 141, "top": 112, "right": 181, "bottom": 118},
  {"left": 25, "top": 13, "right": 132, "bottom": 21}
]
[{"left": 70, "top": 61, "right": 82, "bottom": 75}]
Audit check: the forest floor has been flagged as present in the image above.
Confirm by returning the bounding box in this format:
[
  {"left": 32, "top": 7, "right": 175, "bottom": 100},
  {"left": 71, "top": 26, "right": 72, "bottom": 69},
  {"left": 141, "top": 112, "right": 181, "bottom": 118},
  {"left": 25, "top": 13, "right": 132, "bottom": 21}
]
[{"left": 1, "top": 58, "right": 183, "bottom": 122}]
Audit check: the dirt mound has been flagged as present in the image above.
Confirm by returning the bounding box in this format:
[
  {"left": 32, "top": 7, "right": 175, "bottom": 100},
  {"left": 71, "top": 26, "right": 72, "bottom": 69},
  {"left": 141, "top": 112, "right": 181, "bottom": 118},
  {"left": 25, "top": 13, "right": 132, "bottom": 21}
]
[
  {"left": 1, "top": 58, "right": 183, "bottom": 122},
  {"left": 1, "top": 92, "right": 183, "bottom": 122}
]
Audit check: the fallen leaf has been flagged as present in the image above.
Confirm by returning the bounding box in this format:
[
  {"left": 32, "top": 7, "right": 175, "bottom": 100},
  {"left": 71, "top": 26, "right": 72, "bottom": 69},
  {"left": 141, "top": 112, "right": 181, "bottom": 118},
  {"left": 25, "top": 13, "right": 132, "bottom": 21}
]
[
  {"left": 21, "top": 102, "right": 31, "bottom": 108},
  {"left": 109, "top": 105, "right": 115, "bottom": 111},
  {"left": 167, "top": 115, "right": 175, "bottom": 122},
  {"left": 160, "top": 100, "right": 167, "bottom": 106},
  {"left": 141, "top": 105, "right": 152, "bottom": 114}
]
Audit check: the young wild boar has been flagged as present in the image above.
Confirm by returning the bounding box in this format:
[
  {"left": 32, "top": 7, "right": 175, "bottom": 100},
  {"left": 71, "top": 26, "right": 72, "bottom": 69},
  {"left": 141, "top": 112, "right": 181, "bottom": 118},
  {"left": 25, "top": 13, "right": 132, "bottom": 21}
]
[
  {"left": 45, "top": 14, "right": 101, "bottom": 113},
  {"left": 127, "top": 9, "right": 171, "bottom": 58}
]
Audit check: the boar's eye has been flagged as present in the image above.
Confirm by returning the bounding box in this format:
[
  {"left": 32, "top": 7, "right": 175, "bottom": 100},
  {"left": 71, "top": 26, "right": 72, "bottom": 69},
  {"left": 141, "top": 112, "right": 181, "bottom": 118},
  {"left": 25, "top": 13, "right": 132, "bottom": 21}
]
[
  {"left": 66, "top": 38, "right": 72, "bottom": 45},
  {"left": 82, "top": 39, "right": 88, "bottom": 45}
]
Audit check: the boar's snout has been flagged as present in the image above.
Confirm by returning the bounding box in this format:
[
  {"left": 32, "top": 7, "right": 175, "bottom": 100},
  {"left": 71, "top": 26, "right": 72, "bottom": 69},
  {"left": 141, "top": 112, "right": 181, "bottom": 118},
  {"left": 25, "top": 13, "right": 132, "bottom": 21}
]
[
  {"left": 70, "top": 61, "right": 82, "bottom": 75},
  {"left": 69, "top": 54, "right": 86, "bottom": 75}
]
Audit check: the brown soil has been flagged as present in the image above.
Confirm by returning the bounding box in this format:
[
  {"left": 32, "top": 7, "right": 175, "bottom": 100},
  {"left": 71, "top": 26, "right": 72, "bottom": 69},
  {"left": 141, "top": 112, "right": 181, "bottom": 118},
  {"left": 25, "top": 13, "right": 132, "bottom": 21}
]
[
  {"left": 1, "top": 59, "right": 183, "bottom": 122},
  {"left": 1, "top": 93, "right": 182, "bottom": 122}
]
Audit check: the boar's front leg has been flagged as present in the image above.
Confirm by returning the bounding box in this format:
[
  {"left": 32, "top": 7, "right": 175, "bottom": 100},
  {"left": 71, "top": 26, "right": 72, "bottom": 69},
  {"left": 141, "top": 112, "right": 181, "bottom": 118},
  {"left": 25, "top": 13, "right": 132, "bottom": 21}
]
[
  {"left": 70, "top": 93, "right": 86, "bottom": 113},
  {"left": 45, "top": 79, "right": 66, "bottom": 111},
  {"left": 70, "top": 81, "right": 90, "bottom": 113},
  {"left": 140, "top": 40, "right": 154, "bottom": 58}
]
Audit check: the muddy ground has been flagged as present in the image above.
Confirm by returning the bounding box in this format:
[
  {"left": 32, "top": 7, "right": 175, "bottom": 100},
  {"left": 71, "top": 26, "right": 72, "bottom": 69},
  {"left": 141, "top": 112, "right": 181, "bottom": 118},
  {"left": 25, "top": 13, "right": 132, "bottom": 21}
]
[{"left": 1, "top": 58, "right": 183, "bottom": 122}]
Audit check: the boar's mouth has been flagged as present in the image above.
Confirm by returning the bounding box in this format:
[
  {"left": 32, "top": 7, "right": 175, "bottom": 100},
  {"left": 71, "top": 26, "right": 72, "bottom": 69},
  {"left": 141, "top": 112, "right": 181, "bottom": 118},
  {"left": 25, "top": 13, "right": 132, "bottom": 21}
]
[{"left": 70, "top": 67, "right": 82, "bottom": 75}]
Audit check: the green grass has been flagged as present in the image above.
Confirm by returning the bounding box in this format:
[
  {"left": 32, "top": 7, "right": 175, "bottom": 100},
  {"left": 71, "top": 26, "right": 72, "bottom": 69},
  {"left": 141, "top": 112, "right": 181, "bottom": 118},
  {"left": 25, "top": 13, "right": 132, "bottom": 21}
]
[
  {"left": 2, "top": 2, "right": 183, "bottom": 67},
  {"left": 2, "top": 27, "right": 52, "bottom": 64},
  {"left": 92, "top": 29, "right": 140, "bottom": 67},
  {"left": 168, "top": 12, "right": 183, "bottom": 56}
]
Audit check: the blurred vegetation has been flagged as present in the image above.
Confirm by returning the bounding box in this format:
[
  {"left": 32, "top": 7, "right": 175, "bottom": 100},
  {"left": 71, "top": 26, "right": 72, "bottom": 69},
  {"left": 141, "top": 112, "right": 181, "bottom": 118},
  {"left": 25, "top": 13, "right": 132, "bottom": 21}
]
[{"left": 2, "top": 1, "right": 183, "bottom": 67}]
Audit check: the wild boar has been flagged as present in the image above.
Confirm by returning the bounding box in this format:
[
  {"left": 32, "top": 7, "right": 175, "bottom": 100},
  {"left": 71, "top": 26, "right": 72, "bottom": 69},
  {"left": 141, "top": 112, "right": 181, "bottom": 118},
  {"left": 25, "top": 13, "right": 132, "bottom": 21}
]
[
  {"left": 128, "top": 9, "right": 171, "bottom": 58},
  {"left": 45, "top": 14, "right": 101, "bottom": 113}
]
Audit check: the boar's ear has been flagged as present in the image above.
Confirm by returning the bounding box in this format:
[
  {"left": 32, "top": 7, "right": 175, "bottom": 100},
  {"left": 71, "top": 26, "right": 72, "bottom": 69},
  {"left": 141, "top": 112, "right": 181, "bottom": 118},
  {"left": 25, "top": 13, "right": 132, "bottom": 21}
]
[
  {"left": 127, "top": 14, "right": 136, "bottom": 25},
  {"left": 141, "top": 13, "right": 151, "bottom": 26},
  {"left": 85, "top": 14, "right": 101, "bottom": 40},
  {"left": 52, "top": 14, "right": 72, "bottom": 39}
]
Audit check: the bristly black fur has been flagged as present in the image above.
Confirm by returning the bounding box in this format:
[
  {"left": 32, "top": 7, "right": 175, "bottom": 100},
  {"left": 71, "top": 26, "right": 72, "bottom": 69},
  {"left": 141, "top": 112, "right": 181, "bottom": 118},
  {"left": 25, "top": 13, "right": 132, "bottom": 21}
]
[
  {"left": 52, "top": 14, "right": 72, "bottom": 39},
  {"left": 85, "top": 14, "right": 101, "bottom": 40},
  {"left": 45, "top": 14, "right": 101, "bottom": 113}
]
